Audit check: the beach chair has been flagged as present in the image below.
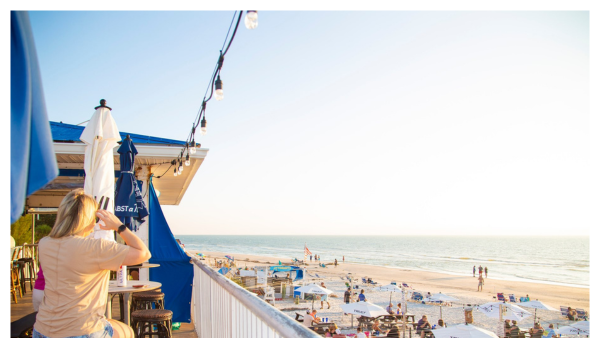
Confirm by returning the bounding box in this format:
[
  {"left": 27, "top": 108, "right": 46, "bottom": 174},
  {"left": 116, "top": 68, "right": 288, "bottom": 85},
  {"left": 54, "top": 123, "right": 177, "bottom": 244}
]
[
  {"left": 560, "top": 306, "right": 569, "bottom": 317},
  {"left": 402, "top": 282, "right": 411, "bottom": 289},
  {"left": 509, "top": 294, "right": 517, "bottom": 302},
  {"left": 575, "top": 308, "right": 587, "bottom": 320},
  {"left": 411, "top": 292, "right": 423, "bottom": 301},
  {"left": 391, "top": 280, "right": 397, "bottom": 285},
  {"left": 367, "top": 277, "right": 378, "bottom": 285},
  {"left": 519, "top": 297, "right": 528, "bottom": 303},
  {"left": 497, "top": 293, "right": 506, "bottom": 302},
  {"left": 362, "top": 277, "right": 368, "bottom": 284}
]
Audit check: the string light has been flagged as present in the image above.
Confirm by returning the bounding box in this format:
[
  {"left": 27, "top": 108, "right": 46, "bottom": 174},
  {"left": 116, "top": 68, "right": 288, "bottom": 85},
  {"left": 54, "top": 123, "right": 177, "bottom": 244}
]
[
  {"left": 201, "top": 116, "right": 207, "bottom": 135},
  {"left": 215, "top": 75, "right": 224, "bottom": 101},
  {"left": 156, "top": 10, "right": 252, "bottom": 179},
  {"left": 245, "top": 11, "right": 258, "bottom": 29}
]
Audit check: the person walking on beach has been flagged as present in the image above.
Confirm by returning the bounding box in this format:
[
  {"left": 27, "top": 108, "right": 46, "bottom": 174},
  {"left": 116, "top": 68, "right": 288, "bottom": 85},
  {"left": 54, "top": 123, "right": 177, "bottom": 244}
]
[
  {"left": 485, "top": 266, "right": 488, "bottom": 278},
  {"left": 334, "top": 258, "right": 338, "bottom": 267},
  {"left": 477, "top": 274, "right": 484, "bottom": 291},
  {"left": 343, "top": 256, "right": 345, "bottom": 263},
  {"left": 478, "top": 265, "right": 483, "bottom": 276},
  {"left": 320, "top": 282, "right": 331, "bottom": 309},
  {"left": 473, "top": 265, "right": 476, "bottom": 277},
  {"left": 310, "top": 255, "right": 312, "bottom": 262}
]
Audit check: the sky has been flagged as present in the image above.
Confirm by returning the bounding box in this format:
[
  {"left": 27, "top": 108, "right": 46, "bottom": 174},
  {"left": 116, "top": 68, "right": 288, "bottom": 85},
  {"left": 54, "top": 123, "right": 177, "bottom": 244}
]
[{"left": 16, "top": 10, "right": 594, "bottom": 236}]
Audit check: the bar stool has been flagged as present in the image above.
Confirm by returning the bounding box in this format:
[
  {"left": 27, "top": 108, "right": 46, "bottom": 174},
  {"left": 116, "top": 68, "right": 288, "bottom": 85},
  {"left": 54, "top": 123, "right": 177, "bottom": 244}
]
[
  {"left": 131, "top": 291, "right": 165, "bottom": 319},
  {"left": 17, "top": 257, "right": 36, "bottom": 292},
  {"left": 131, "top": 309, "right": 172, "bottom": 338},
  {"left": 11, "top": 263, "right": 22, "bottom": 303}
]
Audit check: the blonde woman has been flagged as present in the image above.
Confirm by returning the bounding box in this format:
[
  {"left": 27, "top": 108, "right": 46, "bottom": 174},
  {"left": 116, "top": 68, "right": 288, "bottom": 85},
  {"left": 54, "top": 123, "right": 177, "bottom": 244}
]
[{"left": 33, "top": 189, "right": 151, "bottom": 338}]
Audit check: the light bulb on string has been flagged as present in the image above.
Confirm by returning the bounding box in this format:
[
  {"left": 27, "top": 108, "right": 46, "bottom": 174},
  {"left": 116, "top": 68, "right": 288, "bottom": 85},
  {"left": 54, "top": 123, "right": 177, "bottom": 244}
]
[
  {"left": 174, "top": 167, "right": 178, "bottom": 177},
  {"left": 201, "top": 116, "right": 207, "bottom": 136},
  {"left": 215, "top": 75, "right": 224, "bottom": 101},
  {"left": 185, "top": 153, "right": 190, "bottom": 166},
  {"left": 178, "top": 165, "right": 183, "bottom": 174},
  {"left": 189, "top": 137, "right": 197, "bottom": 154},
  {"left": 245, "top": 11, "right": 258, "bottom": 29}
]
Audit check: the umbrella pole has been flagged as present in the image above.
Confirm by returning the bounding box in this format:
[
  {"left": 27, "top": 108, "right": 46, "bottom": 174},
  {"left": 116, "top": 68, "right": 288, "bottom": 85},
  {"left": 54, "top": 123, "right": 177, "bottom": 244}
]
[{"left": 440, "top": 305, "right": 442, "bottom": 320}]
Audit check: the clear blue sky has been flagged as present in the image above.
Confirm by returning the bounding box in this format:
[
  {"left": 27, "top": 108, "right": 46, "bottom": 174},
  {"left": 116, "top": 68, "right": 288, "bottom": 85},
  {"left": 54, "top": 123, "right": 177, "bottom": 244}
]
[{"left": 24, "top": 10, "right": 592, "bottom": 235}]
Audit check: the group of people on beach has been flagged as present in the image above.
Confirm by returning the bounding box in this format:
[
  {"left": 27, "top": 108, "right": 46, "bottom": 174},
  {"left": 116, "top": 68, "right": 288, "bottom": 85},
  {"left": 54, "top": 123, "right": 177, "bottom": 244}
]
[{"left": 504, "top": 319, "right": 558, "bottom": 338}]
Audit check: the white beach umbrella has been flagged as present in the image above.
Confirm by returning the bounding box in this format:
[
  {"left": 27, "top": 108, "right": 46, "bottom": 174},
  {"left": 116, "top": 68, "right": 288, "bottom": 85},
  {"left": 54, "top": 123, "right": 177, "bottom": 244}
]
[
  {"left": 556, "top": 322, "right": 589, "bottom": 335},
  {"left": 295, "top": 283, "right": 333, "bottom": 310},
  {"left": 426, "top": 292, "right": 460, "bottom": 320},
  {"left": 376, "top": 283, "right": 403, "bottom": 303},
  {"left": 478, "top": 302, "right": 531, "bottom": 337},
  {"left": 432, "top": 324, "right": 499, "bottom": 338},
  {"left": 80, "top": 100, "right": 121, "bottom": 241},
  {"left": 517, "top": 300, "right": 558, "bottom": 323},
  {"left": 341, "top": 301, "right": 388, "bottom": 317}
]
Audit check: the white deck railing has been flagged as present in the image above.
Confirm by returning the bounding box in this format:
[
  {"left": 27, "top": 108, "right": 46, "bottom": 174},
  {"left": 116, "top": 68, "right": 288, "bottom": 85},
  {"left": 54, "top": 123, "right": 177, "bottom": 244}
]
[{"left": 191, "top": 256, "right": 321, "bottom": 338}]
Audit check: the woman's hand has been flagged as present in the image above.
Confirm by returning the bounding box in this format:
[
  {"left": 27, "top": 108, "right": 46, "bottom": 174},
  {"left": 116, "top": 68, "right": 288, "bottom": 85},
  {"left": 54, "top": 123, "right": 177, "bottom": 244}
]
[{"left": 96, "top": 209, "right": 123, "bottom": 231}]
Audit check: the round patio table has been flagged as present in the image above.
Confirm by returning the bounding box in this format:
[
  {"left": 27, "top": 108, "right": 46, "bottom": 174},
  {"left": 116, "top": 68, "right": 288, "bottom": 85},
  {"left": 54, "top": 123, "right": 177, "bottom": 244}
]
[{"left": 107, "top": 280, "right": 162, "bottom": 326}]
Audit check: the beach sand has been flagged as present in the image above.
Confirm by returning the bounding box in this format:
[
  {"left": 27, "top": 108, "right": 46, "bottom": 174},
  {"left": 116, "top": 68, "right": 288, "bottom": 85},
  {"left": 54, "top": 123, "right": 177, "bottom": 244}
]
[{"left": 191, "top": 250, "right": 588, "bottom": 335}]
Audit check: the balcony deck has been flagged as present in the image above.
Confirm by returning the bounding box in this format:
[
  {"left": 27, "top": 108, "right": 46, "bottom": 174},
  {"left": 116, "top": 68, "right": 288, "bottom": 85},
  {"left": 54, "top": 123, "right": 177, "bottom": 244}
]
[{"left": 10, "top": 289, "right": 197, "bottom": 338}]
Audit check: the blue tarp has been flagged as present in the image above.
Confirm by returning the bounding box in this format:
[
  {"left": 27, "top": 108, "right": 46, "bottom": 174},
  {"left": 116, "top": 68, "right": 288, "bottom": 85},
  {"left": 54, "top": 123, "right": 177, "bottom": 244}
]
[
  {"left": 11, "top": 11, "right": 58, "bottom": 223},
  {"left": 148, "top": 177, "right": 192, "bottom": 323}
]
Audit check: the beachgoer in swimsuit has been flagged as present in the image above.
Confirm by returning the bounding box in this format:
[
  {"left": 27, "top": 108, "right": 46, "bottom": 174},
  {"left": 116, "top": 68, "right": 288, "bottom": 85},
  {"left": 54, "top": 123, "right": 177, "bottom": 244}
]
[
  {"left": 484, "top": 266, "right": 488, "bottom": 278},
  {"left": 357, "top": 289, "right": 367, "bottom": 302},
  {"left": 320, "top": 282, "right": 331, "bottom": 309},
  {"left": 473, "top": 265, "right": 476, "bottom": 277},
  {"left": 478, "top": 275, "right": 484, "bottom": 291}
]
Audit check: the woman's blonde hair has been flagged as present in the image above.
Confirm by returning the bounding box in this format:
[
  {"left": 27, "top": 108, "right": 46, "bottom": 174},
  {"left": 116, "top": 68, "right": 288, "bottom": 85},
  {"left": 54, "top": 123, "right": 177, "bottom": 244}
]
[{"left": 49, "top": 189, "right": 98, "bottom": 238}]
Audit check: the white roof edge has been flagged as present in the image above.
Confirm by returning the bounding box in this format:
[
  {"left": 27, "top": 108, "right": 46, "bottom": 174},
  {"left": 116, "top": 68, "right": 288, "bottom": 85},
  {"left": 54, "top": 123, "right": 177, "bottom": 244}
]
[{"left": 54, "top": 142, "right": 209, "bottom": 158}]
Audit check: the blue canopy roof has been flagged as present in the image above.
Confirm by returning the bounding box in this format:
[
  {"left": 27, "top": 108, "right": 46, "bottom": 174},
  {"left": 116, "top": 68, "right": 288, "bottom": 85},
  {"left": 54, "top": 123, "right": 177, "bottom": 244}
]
[{"left": 50, "top": 121, "right": 190, "bottom": 146}]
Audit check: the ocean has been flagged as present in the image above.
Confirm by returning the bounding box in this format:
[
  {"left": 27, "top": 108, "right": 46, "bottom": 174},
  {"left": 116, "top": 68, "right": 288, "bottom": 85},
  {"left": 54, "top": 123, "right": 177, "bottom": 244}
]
[{"left": 176, "top": 235, "right": 589, "bottom": 288}]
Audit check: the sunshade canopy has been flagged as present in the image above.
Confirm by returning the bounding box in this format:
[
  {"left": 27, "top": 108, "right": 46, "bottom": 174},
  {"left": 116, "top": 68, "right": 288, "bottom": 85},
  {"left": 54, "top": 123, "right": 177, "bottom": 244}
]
[
  {"left": 294, "top": 283, "right": 333, "bottom": 295},
  {"left": 432, "top": 324, "right": 499, "bottom": 338},
  {"left": 426, "top": 292, "right": 460, "bottom": 302},
  {"left": 516, "top": 301, "right": 558, "bottom": 311},
  {"left": 340, "top": 301, "right": 388, "bottom": 318}
]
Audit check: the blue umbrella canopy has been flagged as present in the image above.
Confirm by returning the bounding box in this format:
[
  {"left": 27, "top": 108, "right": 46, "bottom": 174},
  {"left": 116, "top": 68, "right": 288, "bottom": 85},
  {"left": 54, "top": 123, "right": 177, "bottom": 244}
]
[
  {"left": 114, "top": 135, "right": 148, "bottom": 230},
  {"left": 11, "top": 11, "right": 58, "bottom": 224}
]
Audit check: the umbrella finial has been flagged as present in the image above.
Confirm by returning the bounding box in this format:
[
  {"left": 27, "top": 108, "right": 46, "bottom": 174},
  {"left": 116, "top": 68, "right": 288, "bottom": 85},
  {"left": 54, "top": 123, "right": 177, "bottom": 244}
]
[{"left": 95, "top": 99, "right": 112, "bottom": 111}]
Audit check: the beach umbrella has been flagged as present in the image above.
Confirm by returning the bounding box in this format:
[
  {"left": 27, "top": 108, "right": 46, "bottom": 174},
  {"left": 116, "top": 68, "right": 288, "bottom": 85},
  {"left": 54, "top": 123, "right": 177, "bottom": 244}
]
[
  {"left": 478, "top": 302, "right": 531, "bottom": 337},
  {"left": 197, "top": 253, "right": 205, "bottom": 257},
  {"left": 426, "top": 292, "right": 460, "bottom": 320},
  {"left": 80, "top": 100, "right": 121, "bottom": 241},
  {"left": 517, "top": 300, "right": 558, "bottom": 323},
  {"left": 295, "top": 283, "right": 333, "bottom": 311},
  {"left": 376, "top": 283, "right": 403, "bottom": 303},
  {"left": 341, "top": 301, "right": 388, "bottom": 328},
  {"left": 432, "top": 324, "right": 498, "bottom": 338},
  {"left": 11, "top": 11, "right": 58, "bottom": 224},
  {"left": 556, "top": 321, "right": 589, "bottom": 335},
  {"left": 225, "top": 255, "right": 234, "bottom": 261},
  {"left": 114, "top": 135, "right": 148, "bottom": 231}
]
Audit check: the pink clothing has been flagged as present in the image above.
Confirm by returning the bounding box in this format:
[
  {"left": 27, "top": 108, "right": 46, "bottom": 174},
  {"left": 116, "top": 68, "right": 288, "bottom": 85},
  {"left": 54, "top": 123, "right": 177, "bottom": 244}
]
[{"left": 34, "top": 265, "right": 45, "bottom": 290}]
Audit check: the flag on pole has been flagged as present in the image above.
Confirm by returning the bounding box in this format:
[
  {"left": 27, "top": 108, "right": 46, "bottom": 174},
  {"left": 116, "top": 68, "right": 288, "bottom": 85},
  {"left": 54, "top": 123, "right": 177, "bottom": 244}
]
[{"left": 304, "top": 244, "right": 312, "bottom": 262}]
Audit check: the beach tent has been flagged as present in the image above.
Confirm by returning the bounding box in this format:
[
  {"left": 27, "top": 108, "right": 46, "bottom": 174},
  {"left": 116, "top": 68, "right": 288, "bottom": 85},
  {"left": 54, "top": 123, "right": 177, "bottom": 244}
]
[
  {"left": 148, "top": 177, "right": 193, "bottom": 323},
  {"left": 11, "top": 11, "right": 58, "bottom": 224}
]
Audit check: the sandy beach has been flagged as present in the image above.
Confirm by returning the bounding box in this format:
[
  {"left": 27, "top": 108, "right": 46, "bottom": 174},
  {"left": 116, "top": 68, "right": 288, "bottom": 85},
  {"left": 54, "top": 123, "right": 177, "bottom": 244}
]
[{"left": 190, "top": 250, "right": 588, "bottom": 335}]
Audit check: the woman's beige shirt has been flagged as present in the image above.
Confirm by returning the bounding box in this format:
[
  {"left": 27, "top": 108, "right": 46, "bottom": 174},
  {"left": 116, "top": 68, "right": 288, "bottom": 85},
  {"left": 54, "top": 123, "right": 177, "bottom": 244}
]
[{"left": 34, "top": 236, "right": 130, "bottom": 337}]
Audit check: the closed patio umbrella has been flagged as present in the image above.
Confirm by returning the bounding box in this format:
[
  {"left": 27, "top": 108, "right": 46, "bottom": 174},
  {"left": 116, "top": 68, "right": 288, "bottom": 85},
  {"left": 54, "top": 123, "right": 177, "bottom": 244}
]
[
  {"left": 114, "top": 135, "right": 148, "bottom": 231},
  {"left": 11, "top": 11, "right": 58, "bottom": 224},
  {"left": 80, "top": 100, "right": 121, "bottom": 241}
]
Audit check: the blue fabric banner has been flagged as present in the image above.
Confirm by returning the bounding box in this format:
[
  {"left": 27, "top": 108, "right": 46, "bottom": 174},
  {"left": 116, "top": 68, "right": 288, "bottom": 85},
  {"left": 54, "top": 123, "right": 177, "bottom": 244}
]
[{"left": 148, "top": 177, "right": 192, "bottom": 323}]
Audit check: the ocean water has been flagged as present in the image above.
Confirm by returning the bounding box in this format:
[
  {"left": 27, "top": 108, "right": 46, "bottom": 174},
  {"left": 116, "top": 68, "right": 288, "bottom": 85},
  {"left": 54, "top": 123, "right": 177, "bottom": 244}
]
[{"left": 176, "top": 235, "right": 589, "bottom": 288}]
